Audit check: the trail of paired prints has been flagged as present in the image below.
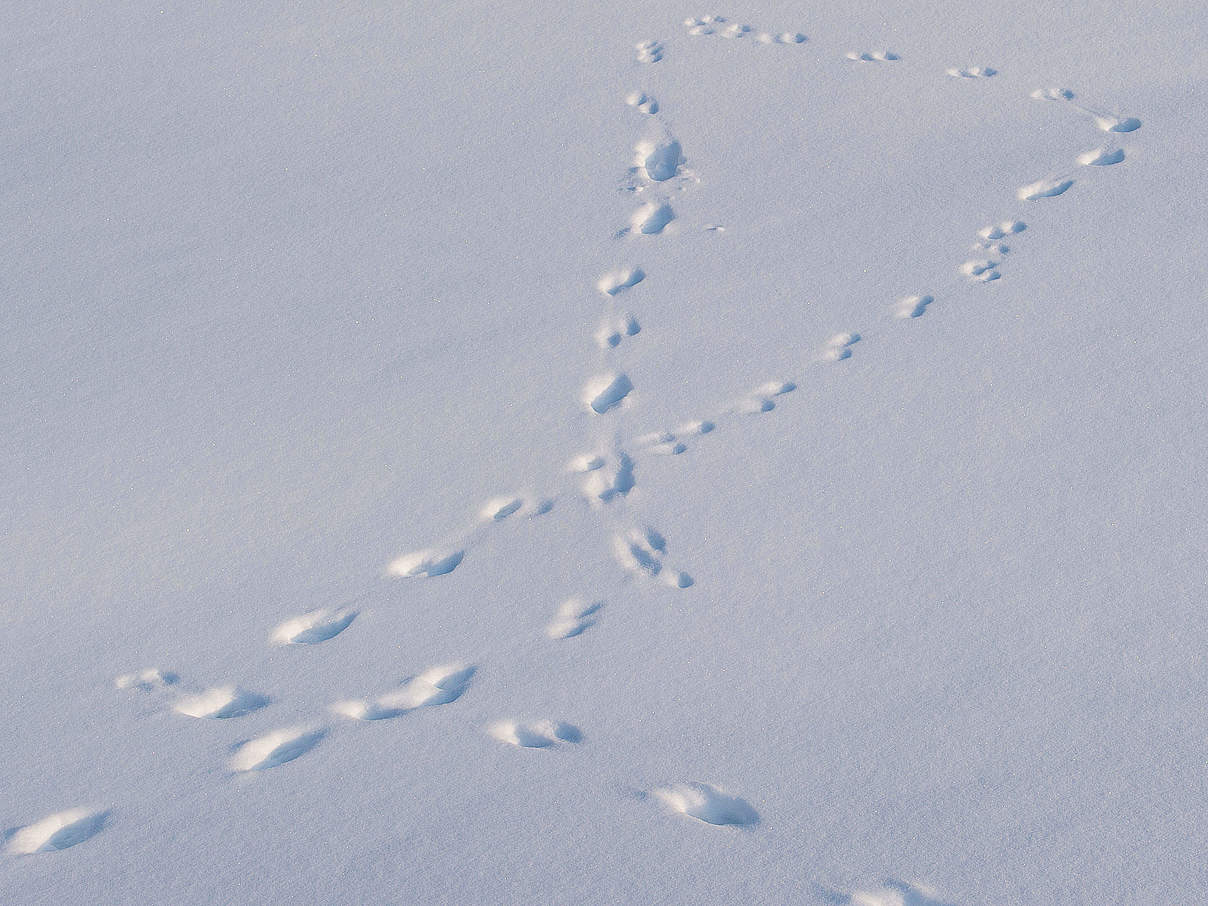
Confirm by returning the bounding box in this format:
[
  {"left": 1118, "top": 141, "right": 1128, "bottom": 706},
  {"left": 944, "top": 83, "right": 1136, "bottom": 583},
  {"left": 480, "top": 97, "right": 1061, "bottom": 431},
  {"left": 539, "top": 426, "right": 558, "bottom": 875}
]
[{"left": 12, "top": 18, "right": 1142, "bottom": 878}]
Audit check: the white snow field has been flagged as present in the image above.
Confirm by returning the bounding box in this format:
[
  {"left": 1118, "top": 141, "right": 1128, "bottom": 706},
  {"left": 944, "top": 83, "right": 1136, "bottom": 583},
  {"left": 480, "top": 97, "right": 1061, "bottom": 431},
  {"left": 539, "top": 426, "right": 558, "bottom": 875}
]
[{"left": 2, "top": 1, "right": 1205, "bottom": 903}]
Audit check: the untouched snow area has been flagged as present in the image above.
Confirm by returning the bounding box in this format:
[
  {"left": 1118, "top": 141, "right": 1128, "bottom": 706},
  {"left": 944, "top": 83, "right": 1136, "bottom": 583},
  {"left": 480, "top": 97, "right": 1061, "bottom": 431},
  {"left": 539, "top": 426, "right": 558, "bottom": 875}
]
[{"left": 3, "top": 1, "right": 1206, "bottom": 903}]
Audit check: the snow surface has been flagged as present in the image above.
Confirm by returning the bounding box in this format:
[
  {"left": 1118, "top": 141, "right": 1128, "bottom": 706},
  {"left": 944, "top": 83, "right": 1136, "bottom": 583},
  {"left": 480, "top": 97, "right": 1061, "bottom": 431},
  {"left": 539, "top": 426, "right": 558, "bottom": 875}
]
[{"left": 3, "top": 1, "right": 1206, "bottom": 903}]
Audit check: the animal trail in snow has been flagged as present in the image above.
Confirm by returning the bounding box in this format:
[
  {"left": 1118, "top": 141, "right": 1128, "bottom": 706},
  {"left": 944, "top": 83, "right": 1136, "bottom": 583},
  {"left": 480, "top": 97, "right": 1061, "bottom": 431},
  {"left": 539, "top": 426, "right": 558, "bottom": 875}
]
[
  {"left": 5, "top": 808, "right": 108, "bottom": 854},
  {"left": 270, "top": 608, "right": 357, "bottom": 645},
  {"left": 488, "top": 720, "right": 583, "bottom": 748},
  {"left": 547, "top": 598, "right": 603, "bottom": 639},
  {"left": 1030, "top": 87, "right": 1141, "bottom": 133},
  {"left": 332, "top": 664, "right": 476, "bottom": 720},
  {"left": 653, "top": 782, "right": 759, "bottom": 827},
  {"left": 230, "top": 726, "right": 325, "bottom": 772}
]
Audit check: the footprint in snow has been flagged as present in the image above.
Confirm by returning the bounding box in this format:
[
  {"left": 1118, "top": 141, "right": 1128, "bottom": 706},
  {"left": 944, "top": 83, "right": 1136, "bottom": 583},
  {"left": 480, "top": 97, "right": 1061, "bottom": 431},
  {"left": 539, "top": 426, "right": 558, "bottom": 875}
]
[
  {"left": 546, "top": 598, "right": 603, "bottom": 639},
  {"left": 1017, "top": 176, "right": 1073, "bottom": 201},
  {"left": 738, "top": 379, "right": 795, "bottom": 414},
  {"left": 596, "top": 312, "right": 641, "bottom": 350},
  {"left": 822, "top": 332, "right": 860, "bottom": 362},
  {"left": 477, "top": 495, "right": 552, "bottom": 522},
  {"left": 386, "top": 547, "right": 465, "bottom": 578},
  {"left": 946, "top": 66, "right": 996, "bottom": 78},
  {"left": 597, "top": 267, "right": 645, "bottom": 296},
  {"left": 894, "top": 294, "right": 934, "bottom": 319},
  {"left": 331, "top": 664, "right": 476, "bottom": 721},
  {"left": 5, "top": 808, "right": 109, "bottom": 854},
  {"left": 114, "top": 667, "right": 179, "bottom": 692},
  {"left": 635, "top": 40, "right": 664, "bottom": 64},
  {"left": 625, "top": 91, "right": 659, "bottom": 115},
  {"left": 846, "top": 50, "right": 899, "bottom": 63},
  {"left": 573, "top": 450, "right": 635, "bottom": 503},
  {"left": 270, "top": 608, "right": 357, "bottom": 645},
  {"left": 959, "top": 259, "right": 1001, "bottom": 283},
  {"left": 229, "top": 726, "right": 325, "bottom": 772},
  {"left": 1029, "top": 87, "right": 1141, "bottom": 133},
  {"left": 1077, "top": 146, "right": 1125, "bottom": 166},
  {"left": 652, "top": 782, "right": 759, "bottom": 827},
  {"left": 173, "top": 685, "right": 270, "bottom": 719},
  {"left": 627, "top": 200, "right": 675, "bottom": 235},
  {"left": 488, "top": 720, "right": 582, "bottom": 748},
  {"left": 613, "top": 527, "right": 693, "bottom": 588},
  {"left": 582, "top": 372, "right": 634, "bottom": 414}
]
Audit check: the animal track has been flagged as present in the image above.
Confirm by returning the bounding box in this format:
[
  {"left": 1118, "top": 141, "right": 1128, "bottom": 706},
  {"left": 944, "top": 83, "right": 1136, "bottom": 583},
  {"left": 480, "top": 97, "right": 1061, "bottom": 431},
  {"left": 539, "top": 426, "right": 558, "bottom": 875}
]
[
  {"left": 612, "top": 527, "right": 664, "bottom": 577},
  {"left": 959, "top": 259, "right": 1001, "bottom": 282},
  {"left": 629, "top": 200, "right": 675, "bottom": 235},
  {"left": 635, "top": 40, "right": 664, "bottom": 64},
  {"left": 840, "top": 881, "right": 956, "bottom": 906},
  {"left": 230, "top": 726, "right": 325, "bottom": 772},
  {"left": 546, "top": 598, "right": 603, "bottom": 639},
  {"left": 634, "top": 135, "right": 685, "bottom": 183},
  {"left": 739, "top": 379, "right": 795, "bottom": 414},
  {"left": 1031, "top": 87, "right": 1075, "bottom": 101},
  {"left": 114, "top": 668, "right": 179, "bottom": 691},
  {"left": 1077, "top": 146, "right": 1125, "bottom": 166},
  {"left": 576, "top": 450, "right": 635, "bottom": 503},
  {"left": 979, "top": 220, "right": 1026, "bottom": 240},
  {"left": 822, "top": 332, "right": 860, "bottom": 361},
  {"left": 1017, "top": 176, "right": 1073, "bottom": 200},
  {"left": 332, "top": 664, "right": 476, "bottom": 720},
  {"left": 583, "top": 372, "right": 634, "bottom": 414},
  {"left": 480, "top": 496, "right": 524, "bottom": 521},
  {"left": 386, "top": 547, "right": 465, "bottom": 578},
  {"left": 174, "top": 685, "right": 270, "bottom": 719},
  {"left": 625, "top": 91, "right": 659, "bottom": 114},
  {"left": 597, "top": 266, "right": 646, "bottom": 295},
  {"left": 270, "top": 608, "right": 357, "bottom": 645},
  {"left": 1030, "top": 87, "right": 1141, "bottom": 133},
  {"left": 946, "top": 66, "right": 996, "bottom": 78},
  {"left": 5, "top": 808, "right": 108, "bottom": 854},
  {"left": 894, "top": 294, "right": 934, "bottom": 319},
  {"left": 846, "top": 50, "right": 899, "bottom": 63},
  {"left": 612, "top": 527, "right": 693, "bottom": 587},
  {"left": 653, "top": 782, "right": 759, "bottom": 826},
  {"left": 488, "top": 720, "right": 583, "bottom": 747},
  {"left": 596, "top": 313, "right": 641, "bottom": 349},
  {"left": 760, "top": 31, "right": 807, "bottom": 44}
]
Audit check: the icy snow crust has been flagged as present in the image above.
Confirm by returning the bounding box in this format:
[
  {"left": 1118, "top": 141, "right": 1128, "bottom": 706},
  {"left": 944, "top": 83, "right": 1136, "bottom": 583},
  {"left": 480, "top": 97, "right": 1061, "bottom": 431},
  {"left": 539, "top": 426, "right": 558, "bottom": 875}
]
[{"left": 2, "top": 1, "right": 1204, "bottom": 904}]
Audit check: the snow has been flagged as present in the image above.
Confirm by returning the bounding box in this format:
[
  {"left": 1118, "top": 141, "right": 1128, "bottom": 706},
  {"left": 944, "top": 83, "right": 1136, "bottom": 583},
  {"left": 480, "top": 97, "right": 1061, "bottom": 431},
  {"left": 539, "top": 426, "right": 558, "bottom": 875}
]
[{"left": 3, "top": 1, "right": 1206, "bottom": 903}]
